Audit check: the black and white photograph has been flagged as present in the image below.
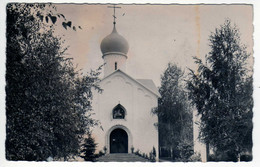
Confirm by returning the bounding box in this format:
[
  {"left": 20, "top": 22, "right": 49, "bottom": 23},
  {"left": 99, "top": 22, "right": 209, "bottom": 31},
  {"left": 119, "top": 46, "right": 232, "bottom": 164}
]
[{"left": 1, "top": 0, "right": 260, "bottom": 166}]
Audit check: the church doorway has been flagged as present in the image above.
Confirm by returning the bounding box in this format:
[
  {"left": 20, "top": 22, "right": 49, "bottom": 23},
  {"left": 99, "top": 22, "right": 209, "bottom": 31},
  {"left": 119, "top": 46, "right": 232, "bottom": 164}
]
[{"left": 110, "top": 128, "right": 128, "bottom": 153}]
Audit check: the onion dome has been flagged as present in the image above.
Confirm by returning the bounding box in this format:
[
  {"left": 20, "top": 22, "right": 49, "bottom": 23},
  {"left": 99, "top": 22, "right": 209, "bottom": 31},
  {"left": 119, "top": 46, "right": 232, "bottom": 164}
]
[{"left": 100, "top": 26, "right": 129, "bottom": 57}]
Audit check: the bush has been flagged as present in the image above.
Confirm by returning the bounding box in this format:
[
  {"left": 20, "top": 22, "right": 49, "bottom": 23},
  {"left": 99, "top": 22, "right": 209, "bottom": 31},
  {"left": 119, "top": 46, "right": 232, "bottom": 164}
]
[
  {"left": 134, "top": 149, "right": 141, "bottom": 156},
  {"left": 176, "top": 142, "right": 194, "bottom": 161},
  {"left": 103, "top": 146, "right": 107, "bottom": 154},
  {"left": 188, "top": 152, "right": 202, "bottom": 162},
  {"left": 98, "top": 150, "right": 105, "bottom": 157},
  {"left": 80, "top": 134, "right": 97, "bottom": 161},
  {"left": 131, "top": 146, "right": 134, "bottom": 153}
]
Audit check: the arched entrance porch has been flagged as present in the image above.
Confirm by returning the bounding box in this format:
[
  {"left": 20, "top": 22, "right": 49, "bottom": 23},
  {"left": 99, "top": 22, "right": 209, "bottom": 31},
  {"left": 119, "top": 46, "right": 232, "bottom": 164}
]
[{"left": 106, "top": 125, "right": 132, "bottom": 154}]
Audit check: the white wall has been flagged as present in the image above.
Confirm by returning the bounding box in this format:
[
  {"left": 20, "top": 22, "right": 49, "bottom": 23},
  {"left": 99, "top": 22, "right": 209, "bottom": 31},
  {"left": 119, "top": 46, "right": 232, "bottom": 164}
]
[
  {"left": 103, "top": 54, "right": 127, "bottom": 77},
  {"left": 91, "top": 71, "right": 159, "bottom": 160}
]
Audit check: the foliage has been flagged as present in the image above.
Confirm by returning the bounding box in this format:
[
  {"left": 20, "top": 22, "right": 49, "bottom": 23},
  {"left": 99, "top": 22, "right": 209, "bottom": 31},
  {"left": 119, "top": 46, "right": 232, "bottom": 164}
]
[
  {"left": 188, "top": 152, "right": 202, "bottom": 162},
  {"left": 153, "top": 63, "right": 193, "bottom": 161},
  {"left": 6, "top": 3, "right": 102, "bottom": 161},
  {"left": 131, "top": 146, "right": 134, "bottom": 153},
  {"left": 79, "top": 134, "right": 98, "bottom": 161},
  {"left": 149, "top": 146, "right": 157, "bottom": 162},
  {"left": 133, "top": 147, "right": 156, "bottom": 162},
  {"left": 134, "top": 149, "right": 141, "bottom": 156},
  {"left": 103, "top": 146, "right": 107, "bottom": 154},
  {"left": 187, "top": 19, "right": 253, "bottom": 161},
  {"left": 98, "top": 150, "right": 105, "bottom": 157},
  {"left": 175, "top": 140, "right": 194, "bottom": 162}
]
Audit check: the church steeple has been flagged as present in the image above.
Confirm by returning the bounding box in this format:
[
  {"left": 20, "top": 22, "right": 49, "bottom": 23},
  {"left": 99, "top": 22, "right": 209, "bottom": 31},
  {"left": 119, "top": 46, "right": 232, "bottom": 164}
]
[{"left": 100, "top": 5, "right": 129, "bottom": 77}]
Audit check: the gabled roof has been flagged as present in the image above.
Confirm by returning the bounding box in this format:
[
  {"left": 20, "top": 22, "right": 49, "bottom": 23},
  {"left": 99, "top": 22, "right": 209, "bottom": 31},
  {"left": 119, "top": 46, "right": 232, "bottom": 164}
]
[
  {"left": 101, "top": 70, "right": 161, "bottom": 97},
  {"left": 136, "top": 79, "right": 160, "bottom": 96}
]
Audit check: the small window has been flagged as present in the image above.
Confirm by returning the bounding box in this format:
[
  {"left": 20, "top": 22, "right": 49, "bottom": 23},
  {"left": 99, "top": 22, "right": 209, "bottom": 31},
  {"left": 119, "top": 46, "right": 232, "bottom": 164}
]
[
  {"left": 115, "top": 62, "right": 117, "bottom": 70},
  {"left": 113, "top": 104, "right": 125, "bottom": 119}
]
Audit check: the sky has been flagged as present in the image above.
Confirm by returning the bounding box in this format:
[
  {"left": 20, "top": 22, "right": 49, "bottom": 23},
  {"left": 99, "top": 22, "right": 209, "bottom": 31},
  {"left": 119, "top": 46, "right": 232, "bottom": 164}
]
[{"left": 53, "top": 4, "right": 253, "bottom": 86}]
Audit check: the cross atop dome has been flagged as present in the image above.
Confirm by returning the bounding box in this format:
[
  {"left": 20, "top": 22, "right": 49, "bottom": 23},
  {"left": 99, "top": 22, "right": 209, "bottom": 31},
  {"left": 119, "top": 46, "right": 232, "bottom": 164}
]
[{"left": 108, "top": 5, "right": 121, "bottom": 26}]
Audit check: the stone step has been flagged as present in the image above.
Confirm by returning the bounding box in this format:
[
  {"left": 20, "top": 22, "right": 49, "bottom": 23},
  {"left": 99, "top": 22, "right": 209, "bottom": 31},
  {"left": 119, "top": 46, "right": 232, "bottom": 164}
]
[{"left": 97, "top": 153, "right": 150, "bottom": 162}]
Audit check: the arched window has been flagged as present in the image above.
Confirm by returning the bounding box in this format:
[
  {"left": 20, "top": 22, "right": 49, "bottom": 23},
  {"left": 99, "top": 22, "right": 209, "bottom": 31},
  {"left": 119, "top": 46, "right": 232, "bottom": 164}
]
[
  {"left": 113, "top": 104, "right": 125, "bottom": 119},
  {"left": 115, "top": 62, "right": 117, "bottom": 70}
]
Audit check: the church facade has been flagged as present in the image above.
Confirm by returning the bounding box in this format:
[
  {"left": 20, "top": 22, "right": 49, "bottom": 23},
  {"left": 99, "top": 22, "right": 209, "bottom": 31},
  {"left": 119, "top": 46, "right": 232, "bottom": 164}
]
[{"left": 91, "top": 22, "right": 160, "bottom": 160}]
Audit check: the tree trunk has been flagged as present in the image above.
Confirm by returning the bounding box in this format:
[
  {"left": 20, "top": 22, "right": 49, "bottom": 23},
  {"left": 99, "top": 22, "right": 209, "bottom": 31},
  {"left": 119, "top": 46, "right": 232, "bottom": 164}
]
[{"left": 206, "top": 142, "right": 209, "bottom": 162}]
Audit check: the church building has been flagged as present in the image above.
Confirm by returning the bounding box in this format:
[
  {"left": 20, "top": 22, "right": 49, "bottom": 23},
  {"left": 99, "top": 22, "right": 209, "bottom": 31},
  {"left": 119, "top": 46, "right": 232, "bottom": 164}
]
[{"left": 91, "top": 10, "right": 160, "bottom": 161}]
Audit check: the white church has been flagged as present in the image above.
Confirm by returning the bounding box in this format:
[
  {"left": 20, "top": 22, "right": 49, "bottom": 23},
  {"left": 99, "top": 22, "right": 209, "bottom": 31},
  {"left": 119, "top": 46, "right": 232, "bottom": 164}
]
[
  {"left": 90, "top": 7, "right": 206, "bottom": 162},
  {"left": 91, "top": 13, "right": 160, "bottom": 161}
]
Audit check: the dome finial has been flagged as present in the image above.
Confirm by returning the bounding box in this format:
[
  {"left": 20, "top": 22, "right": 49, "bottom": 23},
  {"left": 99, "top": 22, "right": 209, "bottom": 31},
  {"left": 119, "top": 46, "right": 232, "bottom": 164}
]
[{"left": 108, "top": 4, "right": 121, "bottom": 26}]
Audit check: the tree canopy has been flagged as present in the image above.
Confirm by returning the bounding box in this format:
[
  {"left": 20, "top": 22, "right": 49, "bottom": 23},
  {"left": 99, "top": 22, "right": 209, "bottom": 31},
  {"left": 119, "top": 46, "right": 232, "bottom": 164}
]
[
  {"left": 187, "top": 19, "right": 253, "bottom": 161},
  {"left": 153, "top": 63, "right": 193, "bottom": 161},
  {"left": 6, "top": 3, "right": 101, "bottom": 161}
]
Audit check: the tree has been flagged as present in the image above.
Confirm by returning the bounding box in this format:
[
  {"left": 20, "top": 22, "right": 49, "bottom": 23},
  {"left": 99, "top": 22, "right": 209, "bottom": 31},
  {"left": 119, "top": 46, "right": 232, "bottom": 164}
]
[
  {"left": 153, "top": 63, "right": 193, "bottom": 161},
  {"left": 6, "top": 3, "right": 102, "bottom": 161},
  {"left": 80, "top": 134, "right": 98, "bottom": 161},
  {"left": 187, "top": 19, "right": 253, "bottom": 161}
]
